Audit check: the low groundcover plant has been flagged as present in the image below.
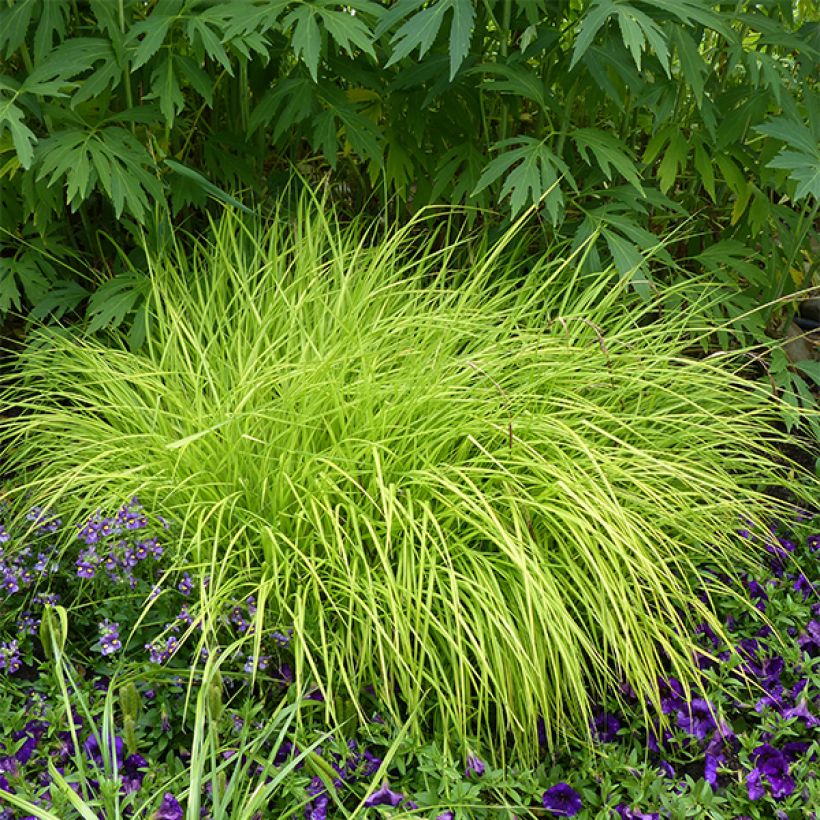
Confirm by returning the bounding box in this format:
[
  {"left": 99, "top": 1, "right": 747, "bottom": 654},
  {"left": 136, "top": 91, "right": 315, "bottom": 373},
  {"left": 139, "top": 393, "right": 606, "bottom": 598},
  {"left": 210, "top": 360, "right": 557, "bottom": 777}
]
[{"left": 0, "top": 201, "right": 816, "bottom": 763}]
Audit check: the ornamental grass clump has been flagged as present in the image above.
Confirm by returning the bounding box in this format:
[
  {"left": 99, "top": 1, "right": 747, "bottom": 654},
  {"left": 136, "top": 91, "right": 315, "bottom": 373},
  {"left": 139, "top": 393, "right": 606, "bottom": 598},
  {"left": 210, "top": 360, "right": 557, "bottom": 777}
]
[{"left": 1, "top": 203, "right": 815, "bottom": 761}]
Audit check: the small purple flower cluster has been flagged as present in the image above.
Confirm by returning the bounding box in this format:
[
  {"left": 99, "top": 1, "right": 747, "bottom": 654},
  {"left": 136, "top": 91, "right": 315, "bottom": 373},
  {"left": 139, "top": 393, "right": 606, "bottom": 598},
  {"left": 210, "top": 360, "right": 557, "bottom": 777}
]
[
  {"left": 98, "top": 619, "right": 122, "bottom": 656},
  {"left": 145, "top": 635, "right": 180, "bottom": 664},
  {"left": 75, "top": 499, "right": 161, "bottom": 588},
  {"left": 1, "top": 541, "right": 57, "bottom": 597},
  {"left": 0, "top": 639, "right": 21, "bottom": 674},
  {"left": 141, "top": 587, "right": 294, "bottom": 680},
  {"left": 0, "top": 497, "right": 174, "bottom": 674}
]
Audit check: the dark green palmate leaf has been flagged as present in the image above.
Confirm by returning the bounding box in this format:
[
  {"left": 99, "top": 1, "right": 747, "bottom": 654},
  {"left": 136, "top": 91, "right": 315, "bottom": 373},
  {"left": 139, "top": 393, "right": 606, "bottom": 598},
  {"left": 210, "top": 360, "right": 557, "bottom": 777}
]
[
  {"left": 756, "top": 115, "right": 820, "bottom": 202},
  {"left": 35, "top": 127, "right": 163, "bottom": 220},
  {"left": 474, "top": 137, "right": 574, "bottom": 220}
]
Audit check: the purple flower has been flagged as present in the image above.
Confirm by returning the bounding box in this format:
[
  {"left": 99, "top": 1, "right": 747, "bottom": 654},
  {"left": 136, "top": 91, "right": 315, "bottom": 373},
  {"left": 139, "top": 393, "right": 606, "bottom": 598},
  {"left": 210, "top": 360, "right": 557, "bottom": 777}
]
[
  {"left": 138, "top": 537, "right": 163, "bottom": 559},
  {"left": 0, "top": 640, "right": 21, "bottom": 674},
  {"left": 122, "top": 753, "right": 148, "bottom": 793},
  {"left": 590, "top": 709, "right": 621, "bottom": 743},
  {"left": 466, "top": 752, "right": 485, "bottom": 777},
  {"left": 781, "top": 741, "right": 811, "bottom": 761},
  {"left": 746, "top": 579, "right": 768, "bottom": 610},
  {"left": 676, "top": 698, "right": 717, "bottom": 740},
  {"left": 759, "top": 655, "right": 784, "bottom": 686},
  {"left": 798, "top": 620, "right": 820, "bottom": 656},
  {"left": 542, "top": 783, "right": 583, "bottom": 816},
  {"left": 178, "top": 572, "right": 193, "bottom": 596},
  {"left": 272, "top": 629, "right": 292, "bottom": 647},
  {"left": 780, "top": 699, "right": 818, "bottom": 728},
  {"left": 703, "top": 724, "right": 734, "bottom": 790},
  {"left": 98, "top": 620, "right": 122, "bottom": 656},
  {"left": 305, "top": 793, "right": 328, "bottom": 820},
  {"left": 153, "top": 792, "right": 183, "bottom": 820},
  {"left": 614, "top": 806, "right": 660, "bottom": 820},
  {"left": 704, "top": 753, "right": 721, "bottom": 789},
  {"left": 16, "top": 612, "right": 40, "bottom": 635},
  {"left": 695, "top": 622, "right": 719, "bottom": 648},
  {"left": 436, "top": 814, "right": 455, "bottom": 820},
  {"left": 244, "top": 655, "right": 271, "bottom": 674},
  {"left": 27, "top": 506, "right": 61, "bottom": 534},
  {"left": 363, "top": 783, "right": 404, "bottom": 807},
  {"left": 793, "top": 573, "right": 816, "bottom": 600},
  {"left": 360, "top": 748, "right": 382, "bottom": 777},
  {"left": 808, "top": 534, "right": 819, "bottom": 551},
  {"left": 146, "top": 637, "right": 179, "bottom": 665},
  {"left": 83, "top": 733, "right": 124, "bottom": 767},
  {"left": 0, "top": 526, "right": 9, "bottom": 543},
  {"left": 13, "top": 720, "right": 48, "bottom": 764},
  {"left": 749, "top": 744, "right": 795, "bottom": 800},
  {"left": 658, "top": 760, "right": 675, "bottom": 779},
  {"left": 657, "top": 677, "right": 685, "bottom": 714},
  {"left": 76, "top": 561, "right": 96, "bottom": 579}
]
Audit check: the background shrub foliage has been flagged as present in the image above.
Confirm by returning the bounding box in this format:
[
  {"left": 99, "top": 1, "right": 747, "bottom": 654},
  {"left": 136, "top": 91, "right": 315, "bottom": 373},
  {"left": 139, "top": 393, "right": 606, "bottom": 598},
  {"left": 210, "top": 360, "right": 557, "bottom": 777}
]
[{"left": 0, "top": 0, "right": 817, "bottom": 344}]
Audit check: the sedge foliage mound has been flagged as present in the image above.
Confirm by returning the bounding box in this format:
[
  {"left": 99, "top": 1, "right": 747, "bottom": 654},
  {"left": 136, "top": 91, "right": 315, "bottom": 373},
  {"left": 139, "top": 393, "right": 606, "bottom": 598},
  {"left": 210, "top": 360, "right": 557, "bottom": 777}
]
[{"left": 2, "top": 206, "right": 813, "bottom": 761}]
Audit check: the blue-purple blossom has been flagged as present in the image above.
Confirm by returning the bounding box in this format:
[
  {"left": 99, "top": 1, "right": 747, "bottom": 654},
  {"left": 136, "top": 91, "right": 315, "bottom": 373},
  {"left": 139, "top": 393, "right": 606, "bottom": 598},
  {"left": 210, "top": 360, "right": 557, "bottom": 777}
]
[
  {"left": 272, "top": 628, "right": 293, "bottom": 647},
  {"left": 615, "top": 806, "right": 660, "bottom": 820},
  {"left": 793, "top": 573, "right": 815, "bottom": 600},
  {"left": 748, "top": 744, "right": 795, "bottom": 801},
  {"left": 658, "top": 760, "right": 675, "bottom": 778},
  {"left": 542, "top": 783, "right": 583, "bottom": 816},
  {"left": 363, "top": 782, "right": 405, "bottom": 807},
  {"left": 178, "top": 572, "right": 193, "bottom": 596},
  {"left": 466, "top": 752, "right": 485, "bottom": 777},
  {"left": 360, "top": 748, "right": 381, "bottom": 777},
  {"left": 745, "top": 578, "right": 769, "bottom": 611},
  {"left": 146, "top": 636, "right": 180, "bottom": 664},
  {"left": 153, "top": 792, "right": 183, "bottom": 820},
  {"left": 122, "top": 753, "right": 148, "bottom": 794},
  {"left": 243, "top": 655, "right": 271, "bottom": 674},
  {"left": 591, "top": 709, "right": 622, "bottom": 743},
  {"left": 138, "top": 537, "right": 163, "bottom": 559},
  {"left": 304, "top": 793, "right": 328, "bottom": 820},
  {"left": 780, "top": 699, "right": 818, "bottom": 728},
  {"left": 83, "top": 732, "right": 124, "bottom": 767},
  {"left": 17, "top": 611, "right": 40, "bottom": 635},
  {"left": 657, "top": 677, "right": 685, "bottom": 714},
  {"left": 98, "top": 620, "right": 122, "bottom": 656},
  {"left": 798, "top": 620, "right": 820, "bottom": 656},
  {"left": 703, "top": 722, "right": 735, "bottom": 789},
  {"left": 27, "top": 506, "right": 61, "bottom": 534},
  {"left": 0, "top": 640, "right": 21, "bottom": 674},
  {"left": 676, "top": 698, "right": 717, "bottom": 740}
]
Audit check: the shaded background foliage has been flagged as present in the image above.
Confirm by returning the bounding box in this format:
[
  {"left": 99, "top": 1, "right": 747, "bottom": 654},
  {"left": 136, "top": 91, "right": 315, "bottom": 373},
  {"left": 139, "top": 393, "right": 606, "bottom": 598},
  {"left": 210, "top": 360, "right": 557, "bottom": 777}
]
[{"left": 0, "top": 0, "right": 817, "bottom": 369}]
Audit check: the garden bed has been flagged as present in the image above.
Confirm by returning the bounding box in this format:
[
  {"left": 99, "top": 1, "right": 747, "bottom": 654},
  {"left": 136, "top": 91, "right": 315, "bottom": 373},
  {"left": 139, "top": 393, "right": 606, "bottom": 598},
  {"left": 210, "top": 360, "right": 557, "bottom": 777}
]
[{"left": 0, "top": 497, "right": 817, "bottom": 818}]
